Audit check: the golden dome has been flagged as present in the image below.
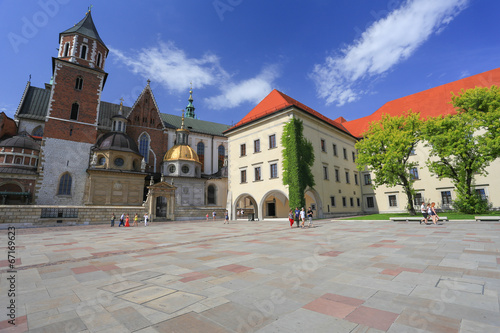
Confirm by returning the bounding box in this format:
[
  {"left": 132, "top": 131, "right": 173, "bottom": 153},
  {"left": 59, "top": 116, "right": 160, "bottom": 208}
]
[{"left": 163, "top": 144, "right": 200, "bottom": 163}]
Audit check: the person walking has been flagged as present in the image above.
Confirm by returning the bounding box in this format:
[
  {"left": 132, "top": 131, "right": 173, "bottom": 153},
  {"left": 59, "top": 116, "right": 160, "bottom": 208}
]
[
  {"left": 133, "top": 213, "right": 139, "bottom": 227},
  {"left": 144, "top": 212, "right": 149, "bottom": 226},
  {"left": 294, "top": 207, "right": 300, "bottom": 228},
  {"left": 420, "top": 202, "right": 429, "bottom": 224},
  {"left": 430, "top": 202, "right": 439, "bottom": 224},
  {"left": 125, "top": 214, "right": 130, "bottom": 227},
  {"left": 110, "top": 213, "right": 115, "bottom": 227},
  {"left": 206, "top": 213, "right": 209, "bottom": 221},
  {"left": 307, "top": 207, "right": 314, "bottom": 228},
  {"left": 300, "top": 207, "right": 306, "bottom": 228},
  {"left": 288, "top": 209, "right": 294, "bottom": 228},
  {"left": 212, "top": 211, "right": 216, "bottom": 220},
  {"left": 119, "top": 213, "right": 125, "bottom": 227},
  {"left": 224, "top": 211, "right": 229, "bottom": 224}
]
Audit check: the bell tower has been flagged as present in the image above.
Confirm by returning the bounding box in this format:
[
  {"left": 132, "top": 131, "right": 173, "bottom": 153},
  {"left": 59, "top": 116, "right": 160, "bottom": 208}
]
[{"left": 35, "top": 9, "right": 109, "bottom": 205}]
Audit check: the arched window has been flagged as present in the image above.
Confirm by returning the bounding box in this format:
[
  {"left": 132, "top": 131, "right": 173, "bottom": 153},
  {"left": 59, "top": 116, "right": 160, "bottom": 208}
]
[
  {"left": 96, "top": 52, "right": 102, "bottom": 68},
  {"left": 63, "top": 42, "right": 70, "bottom": 57},
  {"left": 58, "top": 173, "right": 72, "bottom": 195},
  {"left": 197, "top": 142, "right": 205, "bottom": 172},
  {"left": 70, "top": 103, "right": 79, "bottom": 120},
  {"left": 139, "top": 133, "right": 149, "bottom": 160},
  {"left": 32, "top": 126, "right": 44, "bottom": 137},
  {"left": 207, "top": 185, "right": 216, "bottom": 204},
  {"left": 218, "top": 144, "right": 225, "bottom": 170},
  {"left": 80, "top": 45, "right": 87, "bottom": 59},
  {"left": 75, "top": 76, "right": 83, "bottom": 90}
]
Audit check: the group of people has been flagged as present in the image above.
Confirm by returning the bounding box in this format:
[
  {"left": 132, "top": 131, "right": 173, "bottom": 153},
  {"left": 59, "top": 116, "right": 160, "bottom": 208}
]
[
  {"left": 289, "top": 207, "right": 314, "bottom": 228},
  {"left": 420, "top": 202, "right": 440, "bottom": 225},
  {"left": 110, "top": 213, "right": 149, "bottom": 227}
]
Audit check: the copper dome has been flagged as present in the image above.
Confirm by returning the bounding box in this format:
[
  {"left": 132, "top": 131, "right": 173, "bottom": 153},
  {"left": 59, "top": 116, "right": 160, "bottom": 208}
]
[{"left": 95, "top": 132, "right": 140, "bottom": 154}]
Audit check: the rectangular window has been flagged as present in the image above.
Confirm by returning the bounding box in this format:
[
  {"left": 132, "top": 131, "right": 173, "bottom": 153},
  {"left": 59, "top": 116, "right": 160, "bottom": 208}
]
[
  {"left": 321, "top": 139, "right": 326, "bottom": 152},
  {"left": 441, "top": 191, "right": 452, "bottom": 205},
  {"left": 350, "top": 197, "right": 354, "bottom": 207},
  {"left": 254, "top": 139, "right": 260, "bottom": 153},
  {"left": 335, "top": 169, "right": 340, "bottom": 182},
  {"left": 414, "top": 193, "right": 423, "bottom": 205},
  {"left": 354, "top": 173, "right": 358, "bottom": 185},
  {"left": 270, "top": 163, "right": 278, "bottom": 178},
  {"left": 388, "top": 195, "right": 397, "bottom": 207},
  {"left": 240, "top": 170, "right": 247, "bottom": 183},
  {"left": 352, "top": 151, "right": 356, "bottom": 162},
  {"left": 330, "top": 196, "right": 335, "bottom": 207},
  {"left": 332, "top": 144, "right": 337, "bottom": 156},
  {"left": 367, "top": 197, "right": 375, "bottom": 208},
  {"left": 342, "top": 197, "right": 347, "bottom": 207},
  {"left": 410, "top": 167, "right": 419, "bottom": 180},
  {"left": 475, "top": 188, "right": 487, "bottom": 201},
  {"left": 357, "top": 198, "right": 360, "bottom": 207},
  {"left": 254, "top": 167, "right": 261, "bottom": 181},
  {"left": 240, "top": 144, "right": 246, "bottom": 156},
  {"left": 269, "top": 134, "right": 276, "bottom": 149},
  {"left": 345, "top": 171, "right": 350, "bottom": 184},
  {"left": 343, "top": 148, "right": 348, "bottom": 160},
  {"left": 364, "top": 174, "right": 371, "bottom": 185},
  {"left": 323, "top": 166, "right": 329, "bottom": 180}
]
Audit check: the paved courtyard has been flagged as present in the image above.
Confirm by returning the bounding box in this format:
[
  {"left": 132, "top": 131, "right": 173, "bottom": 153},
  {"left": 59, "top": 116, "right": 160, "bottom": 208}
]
[{"left": 1, "top": 218, "right": 500, "bottom": 333}]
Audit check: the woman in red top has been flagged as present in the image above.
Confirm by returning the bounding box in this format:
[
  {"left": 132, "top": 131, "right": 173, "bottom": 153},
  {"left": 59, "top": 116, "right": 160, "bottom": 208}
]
[{"left": 125, "top": 214, "right": 130, "bottom": 227}]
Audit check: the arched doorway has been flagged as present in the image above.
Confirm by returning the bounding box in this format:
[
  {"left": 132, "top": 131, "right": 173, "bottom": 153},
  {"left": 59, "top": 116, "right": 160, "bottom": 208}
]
[
  {"left": 233, "top": 193, "right": 258, "bottom": 220},
  {"left": 259, "top": 190, "right": 289, "bottom": 220},
  {"left": 305, "top": 188, "right": 323, "bottom": 219}
]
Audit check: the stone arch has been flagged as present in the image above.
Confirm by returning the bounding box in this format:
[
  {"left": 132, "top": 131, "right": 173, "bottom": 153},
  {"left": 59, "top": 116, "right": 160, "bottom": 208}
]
[
  {"left": 233, "top": 193, "right": 258, "bottom": 220},
  {"left": 305, "top": 187, "right": 323, "bottom": 219},
  {"left": 259, "top": 189, "right": 289, "bottom": 220},
  {"left": 207, "top": 183, "right": 217, "bottom": 205}
]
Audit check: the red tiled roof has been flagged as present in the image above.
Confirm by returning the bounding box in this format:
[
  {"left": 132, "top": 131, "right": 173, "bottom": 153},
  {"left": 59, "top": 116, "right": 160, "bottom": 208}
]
[
  {"left": 224, "top": 89, "right": 351, "bottom": 135},
  {"left": 343, "top": 68, "right": 500, "bottom": 137}
]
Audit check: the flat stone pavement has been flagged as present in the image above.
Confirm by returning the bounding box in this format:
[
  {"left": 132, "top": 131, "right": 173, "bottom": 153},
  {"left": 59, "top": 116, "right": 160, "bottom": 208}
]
[{"left": 1, "top": 219, "right": 500, "bottom": 333}]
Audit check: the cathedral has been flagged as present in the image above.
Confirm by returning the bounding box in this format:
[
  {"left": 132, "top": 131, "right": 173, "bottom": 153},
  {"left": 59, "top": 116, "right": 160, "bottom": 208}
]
[{"left": 0, "top": 10, "right": 229, "bottom": 221}]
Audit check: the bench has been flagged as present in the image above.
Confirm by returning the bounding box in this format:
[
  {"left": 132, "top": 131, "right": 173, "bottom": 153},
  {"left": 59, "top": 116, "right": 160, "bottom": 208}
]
[
  {"left": 475, "top": 216, "right": 500, "bottom": 222},
  {"left": 390, "top": 216, "right": 448, "bottom": 222}
]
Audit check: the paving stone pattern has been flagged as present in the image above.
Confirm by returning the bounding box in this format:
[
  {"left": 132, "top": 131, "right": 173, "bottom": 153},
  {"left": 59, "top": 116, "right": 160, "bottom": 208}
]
[{"left": 1, "top": 219, "right": 500, "bottom": 332}]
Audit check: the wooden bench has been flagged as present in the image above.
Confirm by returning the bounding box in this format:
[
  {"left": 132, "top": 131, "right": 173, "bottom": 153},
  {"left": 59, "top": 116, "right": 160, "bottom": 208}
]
[
  {"left": 475, "top": 216, "right": 500, "bottom": 222},
  {"left": 390, "top": 216, "right": 448, "bottom": 222}
]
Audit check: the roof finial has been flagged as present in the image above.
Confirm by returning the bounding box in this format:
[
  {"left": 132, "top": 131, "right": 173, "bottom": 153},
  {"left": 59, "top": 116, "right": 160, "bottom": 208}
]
[
  {"left": 87, "top": 4, "right": 93, "bottom": 14},
  {"left": 181, "top": 110, "right": 185, "bottom": 129},
  {"left": 147, "top": 79, "right": 151, "bottom": 86},
  {"left": 185, "top": 83, "right": 196, "bottom": 119},
  {"left": 118, "top": 97, "right": 124, "bottom": 115}
]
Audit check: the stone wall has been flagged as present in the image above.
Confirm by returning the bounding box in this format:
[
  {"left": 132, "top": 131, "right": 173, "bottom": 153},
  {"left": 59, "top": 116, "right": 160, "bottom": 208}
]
[{"left": 0, "top": 205, "right": 145, "bottom": 228}]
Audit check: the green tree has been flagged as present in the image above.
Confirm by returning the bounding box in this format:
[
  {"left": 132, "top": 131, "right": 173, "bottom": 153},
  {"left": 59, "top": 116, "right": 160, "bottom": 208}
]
[
  {"left": 281, "top": 117, "right": 315, "bottom": 209},
  {"left": 355, "top": 111, "right": 422, "bottom": 215},
  {"left": 421, "top": 86, "right": 500, "bottom": 213}
]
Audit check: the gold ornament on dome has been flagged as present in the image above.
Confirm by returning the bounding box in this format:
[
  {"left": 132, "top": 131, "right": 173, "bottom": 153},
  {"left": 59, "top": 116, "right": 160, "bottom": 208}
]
[{"left": 163, "top": 145, "right": 200, "bottom": 162}]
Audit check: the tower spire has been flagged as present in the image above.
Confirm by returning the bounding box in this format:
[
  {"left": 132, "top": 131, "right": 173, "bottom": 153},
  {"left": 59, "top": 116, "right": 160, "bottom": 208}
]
[{"left": 185, "top": 83, "right": 196, "bottom": 119}]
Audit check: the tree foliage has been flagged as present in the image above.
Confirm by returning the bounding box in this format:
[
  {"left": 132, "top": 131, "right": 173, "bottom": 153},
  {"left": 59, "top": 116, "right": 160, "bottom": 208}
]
[
  {"left": 355, "top": 110, "right": 422, "bottom": 215},
  {"left": 281, "top": 117, "right": 315, "bottom": 209},
  {"left": 421, "top": 86, "right": 500, "bottom": 213}
]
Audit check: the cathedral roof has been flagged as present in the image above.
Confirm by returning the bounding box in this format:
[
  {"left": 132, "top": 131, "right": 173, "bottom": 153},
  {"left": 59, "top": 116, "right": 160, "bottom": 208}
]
[
  {"left": 16, "top": 86, "right": 50, "bottom": 121},
  {"left": 163, "top": 145, "right": 200, "bottom": 163},
  {"left": 161, "top": 114, "right": 230, "bottom": 136},
  {"left": 60, "top": 11, "right": 107, "bottom": 50},
  {"left": 0, "top": 134, "right": 40, "bottom": 151},
  {"left": 342, "top": 67, "right": 500, "bottom": 138},
  {"left": 94, "top": 132, "right": 140, "bottom": 154},
  {"left": 224, "top": 89, "right": 353, "bottom": 137}
]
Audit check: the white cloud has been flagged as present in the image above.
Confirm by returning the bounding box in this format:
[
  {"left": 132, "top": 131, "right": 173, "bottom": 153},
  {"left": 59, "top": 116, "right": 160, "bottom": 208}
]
[
  {"left": 110, "top": 42, "right": 279, "bottom": 110},
  {"left": 311, "top": 0, "right": 469, "bottom": 106},
  {"left": 110, "top": 41, "right": 229, "bottom": 93},
  {"left": 204, "top": 65, "right": 280, "bottom": 110}
]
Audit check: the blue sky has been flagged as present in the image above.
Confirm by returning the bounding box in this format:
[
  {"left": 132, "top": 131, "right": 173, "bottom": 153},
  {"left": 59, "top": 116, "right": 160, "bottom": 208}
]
[{"left": 1, "top": 0, "right": 499, "bottom": 126}]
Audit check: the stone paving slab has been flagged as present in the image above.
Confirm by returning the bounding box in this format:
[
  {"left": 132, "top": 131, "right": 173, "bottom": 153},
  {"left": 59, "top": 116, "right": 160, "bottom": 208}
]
[{"left": 0, "top": 219, "right": 499, "bottom": 332}]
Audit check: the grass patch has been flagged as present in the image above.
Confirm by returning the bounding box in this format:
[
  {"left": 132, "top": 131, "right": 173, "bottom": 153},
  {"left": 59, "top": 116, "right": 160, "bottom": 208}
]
[{"left": 343, "top": 211, "right": 500, "bottom": 220}]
